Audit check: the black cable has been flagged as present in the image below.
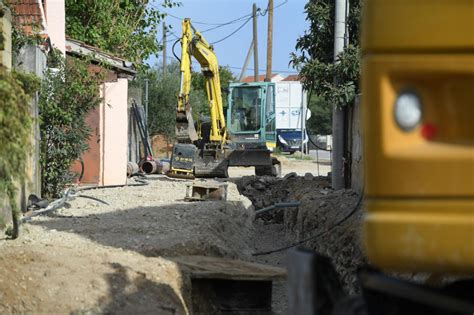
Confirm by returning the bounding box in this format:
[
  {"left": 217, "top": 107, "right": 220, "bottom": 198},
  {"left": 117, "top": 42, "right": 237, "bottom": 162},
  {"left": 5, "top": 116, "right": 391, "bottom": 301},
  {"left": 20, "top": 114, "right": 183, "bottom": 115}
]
[
  {"left": 252, "top": 191, "right": 364, "bottom": 256},
  {"left": 210, "top": 17, "right": 253, "bottom": 45},
  {"left": 78, "top": 158, "right": 85, "bottom": 182},
  {"left": 172, "top": 39, "right": 181, "bottom": 63},
  {"left": 201, "top": 13, "right": 253, "bottom": 33},
  {"left": 164, "top": 11, "right": 252, "bottom": 26},
  {"left": 76, "top": 195, "right": 110, "bottom": 205},
  {"left": 306, "top": 87, "right": 332, "bottom": 151},
  {"left": 308, "top": 134, "right": 332, "bottom": 152}
]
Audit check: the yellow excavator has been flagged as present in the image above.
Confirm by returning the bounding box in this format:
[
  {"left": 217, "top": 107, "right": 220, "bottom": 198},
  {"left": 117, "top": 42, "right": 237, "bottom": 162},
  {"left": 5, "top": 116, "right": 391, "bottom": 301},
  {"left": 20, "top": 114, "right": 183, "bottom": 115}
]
[
  {"left": 169, "top": 19, "right": 280, "bottom": 179},
  {"left": 287, "top": 1, "right": 474, "bottom": 314}
]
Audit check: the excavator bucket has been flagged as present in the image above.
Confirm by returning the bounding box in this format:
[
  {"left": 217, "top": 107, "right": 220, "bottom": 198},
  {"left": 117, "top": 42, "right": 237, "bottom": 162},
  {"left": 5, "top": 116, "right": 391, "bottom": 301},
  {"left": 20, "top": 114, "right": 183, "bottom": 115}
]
[{"left": 176, "top": 110, "right": 199, "bottom": 143}]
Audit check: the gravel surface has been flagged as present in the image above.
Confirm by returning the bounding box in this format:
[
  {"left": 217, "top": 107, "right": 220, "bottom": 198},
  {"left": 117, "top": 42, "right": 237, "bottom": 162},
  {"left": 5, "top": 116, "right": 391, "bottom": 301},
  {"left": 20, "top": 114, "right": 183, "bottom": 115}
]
[
  {"left": 0, "top": 160, "right": 329, "bottom": 314},
  {"left": 0, "top": 176, "right": 256, "bottom": 314}
]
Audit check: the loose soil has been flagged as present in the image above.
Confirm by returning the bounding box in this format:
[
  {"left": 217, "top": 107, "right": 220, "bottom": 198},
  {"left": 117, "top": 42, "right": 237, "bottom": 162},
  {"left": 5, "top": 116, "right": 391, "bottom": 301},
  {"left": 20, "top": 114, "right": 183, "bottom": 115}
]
[
  {"left": 237, "top": 173, "right": 365, "bottom": 295},
  {"left": 0, "top": 158, "right": 362, "bottom": 314}
]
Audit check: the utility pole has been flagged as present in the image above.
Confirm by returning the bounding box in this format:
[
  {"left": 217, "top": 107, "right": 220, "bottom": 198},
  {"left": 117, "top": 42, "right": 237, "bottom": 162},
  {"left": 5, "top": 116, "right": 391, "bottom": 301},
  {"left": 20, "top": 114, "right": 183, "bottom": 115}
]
[
  {"left": 265, "top": 0, "right": 273, "bottom": 82},
  {"left": 253, "top": 3, "right": 259, "bottom": 82},
  {"left": 239, "top": 41, "right": 254, "bottom": 82},
  {"left": 162, "top": 22, "right": 167, "bottom": 75},
  {"left": 332, "top": 0, "right": 348, "bottom": 190}
]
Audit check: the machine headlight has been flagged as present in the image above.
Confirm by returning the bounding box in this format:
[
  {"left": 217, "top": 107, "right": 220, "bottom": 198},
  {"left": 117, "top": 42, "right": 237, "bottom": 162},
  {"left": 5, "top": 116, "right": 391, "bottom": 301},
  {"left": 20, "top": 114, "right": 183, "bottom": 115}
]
[
  {"left": 394, "top": 91, "right": 422, "bottom": 131},
  {"left": 278, "top": 134, "right": 288, "bottom": 145}
]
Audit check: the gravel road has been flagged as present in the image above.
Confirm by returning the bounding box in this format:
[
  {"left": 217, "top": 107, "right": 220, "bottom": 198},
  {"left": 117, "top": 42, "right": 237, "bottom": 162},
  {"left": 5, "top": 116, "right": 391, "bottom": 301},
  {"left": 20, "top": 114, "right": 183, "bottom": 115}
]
[{"left": 0, "top": 159, "right": 327, "bottom": 314}]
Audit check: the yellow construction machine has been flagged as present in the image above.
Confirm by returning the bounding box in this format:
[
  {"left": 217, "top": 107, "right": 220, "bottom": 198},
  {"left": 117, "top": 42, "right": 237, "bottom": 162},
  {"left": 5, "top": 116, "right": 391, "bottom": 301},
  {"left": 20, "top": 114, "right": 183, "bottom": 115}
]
[
  {"left": 288, "top": 1, "right": 474, "bottom": 314},
  {"left": 168, "top": 19, "right": 280, "bottom": 179}
]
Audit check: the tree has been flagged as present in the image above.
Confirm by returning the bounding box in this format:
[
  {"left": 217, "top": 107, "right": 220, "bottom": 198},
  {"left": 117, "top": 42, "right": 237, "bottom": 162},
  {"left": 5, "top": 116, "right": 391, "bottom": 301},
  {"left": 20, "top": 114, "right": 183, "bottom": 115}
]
[
  {"left": 190, "top": 65, "right": 236, "bottom": 111},
  {"left": 65, "top": 0, "right": 178, "bottom": 64},
  {"left": 307, "top": 95, "right": 332, "bottom": 135},
  {"left": 291, "top": 0, "right": 362, "bottom": 113},
  {"left": 134, "top": 63, "right": 236, "bottom": 138}
]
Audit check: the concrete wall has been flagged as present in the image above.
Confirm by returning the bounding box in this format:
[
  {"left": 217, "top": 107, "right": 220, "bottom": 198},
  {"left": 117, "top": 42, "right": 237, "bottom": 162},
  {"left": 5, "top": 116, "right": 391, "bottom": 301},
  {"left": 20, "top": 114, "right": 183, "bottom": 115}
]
[
  {"left": 101, "top": 79, "right": 129, "bottom": 185},
  {"left": 45, "top": 0, "right": 65, "bottom": 54},
  {"left": 17, "top": 46, "right": 47, "bottom": 202}
]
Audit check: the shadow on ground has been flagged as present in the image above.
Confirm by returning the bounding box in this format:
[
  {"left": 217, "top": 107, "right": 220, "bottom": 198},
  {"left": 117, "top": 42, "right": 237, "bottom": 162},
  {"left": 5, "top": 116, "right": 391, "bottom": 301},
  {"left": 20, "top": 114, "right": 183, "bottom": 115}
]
[
  {"left": 72, "top": 262, "right": 184, "bottom": 315},
  {"left": 29, "top": 200, "right": 253, "bottom": 259}
]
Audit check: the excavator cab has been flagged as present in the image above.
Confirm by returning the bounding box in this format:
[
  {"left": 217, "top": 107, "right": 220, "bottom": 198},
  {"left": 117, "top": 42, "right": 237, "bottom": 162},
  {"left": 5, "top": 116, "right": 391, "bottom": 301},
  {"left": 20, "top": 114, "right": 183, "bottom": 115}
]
[{"left": 227, "top": 82, "right": 277, "bottom": 151}]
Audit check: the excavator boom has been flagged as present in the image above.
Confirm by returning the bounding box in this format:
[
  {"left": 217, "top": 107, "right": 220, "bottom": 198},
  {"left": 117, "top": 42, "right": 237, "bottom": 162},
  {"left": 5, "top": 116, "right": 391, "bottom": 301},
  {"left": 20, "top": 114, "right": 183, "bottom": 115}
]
[{"left": 175, "top": 19, "right": 227, "bottom": 144}]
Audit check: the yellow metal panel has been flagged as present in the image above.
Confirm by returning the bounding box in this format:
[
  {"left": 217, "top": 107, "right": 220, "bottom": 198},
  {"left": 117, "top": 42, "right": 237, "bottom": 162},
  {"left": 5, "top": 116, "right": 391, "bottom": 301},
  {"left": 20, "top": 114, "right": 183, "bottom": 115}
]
[
  {"left": 362, "top": 0, "right": 474, "bottom": 53},
  {"left": 362, "top": 54, "right": 474, "bottom": 197},
  {"left": 365, "top": 199, "right": 474, "bottom": 273}
]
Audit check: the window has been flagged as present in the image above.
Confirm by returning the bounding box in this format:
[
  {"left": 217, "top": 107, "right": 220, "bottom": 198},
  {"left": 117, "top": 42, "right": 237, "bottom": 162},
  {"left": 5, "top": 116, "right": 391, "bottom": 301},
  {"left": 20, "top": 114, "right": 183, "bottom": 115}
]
[{"left": 230, "top": 87, "right": 261, "bottom": 132}]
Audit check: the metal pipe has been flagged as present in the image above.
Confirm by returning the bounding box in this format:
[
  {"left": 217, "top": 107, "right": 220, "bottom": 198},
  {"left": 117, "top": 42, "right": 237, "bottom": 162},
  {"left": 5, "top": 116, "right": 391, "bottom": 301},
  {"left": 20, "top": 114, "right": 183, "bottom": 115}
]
[
  {"left": 255, "top": 201, "right": 300, "bottom": 215},
  {"left": 142, "top": 160, "right": 162, "bottom": 174}
]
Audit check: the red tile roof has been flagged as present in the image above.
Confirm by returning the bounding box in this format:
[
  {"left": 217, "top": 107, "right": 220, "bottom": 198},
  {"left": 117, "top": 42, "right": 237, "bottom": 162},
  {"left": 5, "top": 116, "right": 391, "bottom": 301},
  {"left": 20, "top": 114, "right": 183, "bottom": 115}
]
[
  {"left": 241, "top": 74, "right": 279, "bottom": 83},
  {"left": 281, "top": 74, "right": 300, "bottom": 81}
]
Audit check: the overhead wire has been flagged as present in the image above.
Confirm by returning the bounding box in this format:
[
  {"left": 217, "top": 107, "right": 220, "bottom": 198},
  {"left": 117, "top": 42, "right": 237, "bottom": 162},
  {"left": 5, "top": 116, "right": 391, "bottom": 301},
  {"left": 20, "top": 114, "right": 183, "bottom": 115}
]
[{"left": 210, "top": 16, "right": 253, "bottom": 45}]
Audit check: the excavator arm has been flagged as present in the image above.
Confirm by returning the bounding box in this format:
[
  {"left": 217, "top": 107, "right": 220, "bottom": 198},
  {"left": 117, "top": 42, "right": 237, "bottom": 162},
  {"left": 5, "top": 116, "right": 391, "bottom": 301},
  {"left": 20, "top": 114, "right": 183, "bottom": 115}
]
[{"left": 176, "top": 19, "right": 227, "bottom": 145}]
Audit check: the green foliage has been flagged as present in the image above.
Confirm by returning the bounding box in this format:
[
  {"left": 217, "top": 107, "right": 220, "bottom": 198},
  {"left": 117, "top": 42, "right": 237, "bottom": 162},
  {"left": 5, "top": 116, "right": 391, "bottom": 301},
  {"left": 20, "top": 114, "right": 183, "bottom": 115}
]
[
  {"left": 65, "top": 0, "right": 179, "bottom": 65},
  {"left": 39, "top": 52, "right": 102, "bottom": 198},
  {"left": 190, "top": 65, "right": 235, "bottom": 110},
  {"left": 0, "top": 67, "right": 39, "bottom": 233},
  {"left": 307, "top": 94, "right": 332, "bottom": 135},
  {"left": 291, "top": 0, "right": 362, "bottom": 109},
  {"left": 133, "top": 62, "right": 236, "bottom": 138},
  {"left": 132, "top": 62, "right": 180, "bottom": 138}
]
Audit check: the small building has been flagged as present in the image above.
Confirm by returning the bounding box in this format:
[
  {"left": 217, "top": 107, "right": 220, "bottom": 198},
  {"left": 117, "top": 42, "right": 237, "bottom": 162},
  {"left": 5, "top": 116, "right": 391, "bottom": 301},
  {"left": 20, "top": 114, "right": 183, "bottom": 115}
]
[{"left": 66, "top": 38, "right": 137, "bottom": 186}]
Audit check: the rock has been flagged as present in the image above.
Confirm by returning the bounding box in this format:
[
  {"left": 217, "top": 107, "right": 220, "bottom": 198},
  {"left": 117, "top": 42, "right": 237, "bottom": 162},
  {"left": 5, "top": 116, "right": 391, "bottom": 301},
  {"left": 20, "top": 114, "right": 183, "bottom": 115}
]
[
  {"left": 304, "top": 172, "right": 314, "bottom": 181},
  {"left": 252, "top": 182, "right": 266, "bottom": 191},
  {"left": 283, "top": 172, "right": 297, "bottom": 180}
]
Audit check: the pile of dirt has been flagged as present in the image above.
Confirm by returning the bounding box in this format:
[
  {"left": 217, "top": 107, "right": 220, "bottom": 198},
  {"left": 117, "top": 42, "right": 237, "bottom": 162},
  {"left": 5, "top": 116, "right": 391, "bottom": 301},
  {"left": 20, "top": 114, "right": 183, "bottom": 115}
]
[{"left": 237, "top": 173, "right": 366, "bottom": 294}]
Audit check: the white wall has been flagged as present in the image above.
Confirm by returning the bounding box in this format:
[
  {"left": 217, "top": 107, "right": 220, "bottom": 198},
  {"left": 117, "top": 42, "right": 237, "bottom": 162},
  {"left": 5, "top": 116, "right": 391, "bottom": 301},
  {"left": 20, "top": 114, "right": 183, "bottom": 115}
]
[
  {"left": 45, "top": 0, "right": 66, "bottom": 54},
  {"left": 101, "top": 79, "right": 129, "bottom": 186},
  {"left": 275, "top": 81, "right": 307, "bottom": 130}
]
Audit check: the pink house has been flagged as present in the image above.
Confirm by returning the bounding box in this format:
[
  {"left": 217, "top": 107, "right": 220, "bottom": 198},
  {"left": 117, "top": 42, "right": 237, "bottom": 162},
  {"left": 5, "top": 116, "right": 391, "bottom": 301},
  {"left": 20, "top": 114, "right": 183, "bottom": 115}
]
[{"left": 10, "top": 0, "right": 136, "bottom": 190}]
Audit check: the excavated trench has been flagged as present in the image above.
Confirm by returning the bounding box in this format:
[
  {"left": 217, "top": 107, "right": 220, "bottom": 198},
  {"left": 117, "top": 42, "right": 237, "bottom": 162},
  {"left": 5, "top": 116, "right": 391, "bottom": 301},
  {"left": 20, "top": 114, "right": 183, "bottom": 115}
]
[{"left": 236, "top": 173, "right": 366, "bottom": 295}]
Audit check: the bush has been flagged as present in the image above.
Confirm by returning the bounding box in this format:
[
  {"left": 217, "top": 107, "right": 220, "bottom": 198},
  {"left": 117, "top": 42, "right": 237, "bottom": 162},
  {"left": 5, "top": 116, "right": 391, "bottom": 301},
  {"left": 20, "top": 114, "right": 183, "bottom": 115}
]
[
  {"left": 0, "top": 68, "right": 40, "bottom": 235},
  {"left": 39, "top": 53, "right": 102, "bottom": 198}
]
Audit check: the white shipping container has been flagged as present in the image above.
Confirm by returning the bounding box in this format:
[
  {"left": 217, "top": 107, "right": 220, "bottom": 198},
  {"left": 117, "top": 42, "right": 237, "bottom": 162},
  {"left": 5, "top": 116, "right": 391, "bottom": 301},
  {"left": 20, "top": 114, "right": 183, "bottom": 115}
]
[{"left": 274, "top": 81, "right": 308, "bottom": 130}]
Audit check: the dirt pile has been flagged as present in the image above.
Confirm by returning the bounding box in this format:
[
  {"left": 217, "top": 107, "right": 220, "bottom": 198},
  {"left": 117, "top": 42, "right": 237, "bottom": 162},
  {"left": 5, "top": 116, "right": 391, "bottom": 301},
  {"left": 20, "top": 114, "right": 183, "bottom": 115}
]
[{"left": 237, "top": 173, "right": 366, "bottom": 294}]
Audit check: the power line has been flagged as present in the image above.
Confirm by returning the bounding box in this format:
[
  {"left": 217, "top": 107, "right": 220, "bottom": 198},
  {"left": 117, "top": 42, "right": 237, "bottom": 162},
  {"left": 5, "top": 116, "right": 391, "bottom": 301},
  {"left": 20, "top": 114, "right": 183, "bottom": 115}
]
[
  {"left": 165, "top": 11, "right": 252, "bottom": 27},
  {"left": 200, "top": 13, "right": 253, "bottom": 33},
  {"left": 155, "top": 0, "right": 288, "bottom": 35},
  {"left": 159, "top": 55, "right": 298, "bottom": 74},
  {"left": 210, "top": 16, "right": 253, "bottom": 45}
]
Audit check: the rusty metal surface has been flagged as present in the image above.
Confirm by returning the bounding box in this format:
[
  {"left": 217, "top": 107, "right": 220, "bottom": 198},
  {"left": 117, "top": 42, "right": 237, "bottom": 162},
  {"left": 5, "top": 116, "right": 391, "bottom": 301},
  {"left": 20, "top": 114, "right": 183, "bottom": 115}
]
[{"left": 185, "top": 181, "right": 228, "bottom": 201}]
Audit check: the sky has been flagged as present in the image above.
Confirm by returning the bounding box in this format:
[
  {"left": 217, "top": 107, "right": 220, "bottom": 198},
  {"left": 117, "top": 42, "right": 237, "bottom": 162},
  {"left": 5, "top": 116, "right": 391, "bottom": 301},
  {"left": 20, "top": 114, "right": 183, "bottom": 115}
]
[{"left": 147, "top": 0, "right": 309, "bottom": 78}]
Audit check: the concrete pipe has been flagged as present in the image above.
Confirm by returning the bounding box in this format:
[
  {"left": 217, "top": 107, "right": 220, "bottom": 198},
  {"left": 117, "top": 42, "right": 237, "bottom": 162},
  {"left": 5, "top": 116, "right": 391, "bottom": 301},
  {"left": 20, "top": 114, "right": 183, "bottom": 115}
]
[
  {"left": 142, "top": 160, "right": 162, "bottom": 174},
  {"left": 127, "top": 162, "right": 139, "bottom": 177}
]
